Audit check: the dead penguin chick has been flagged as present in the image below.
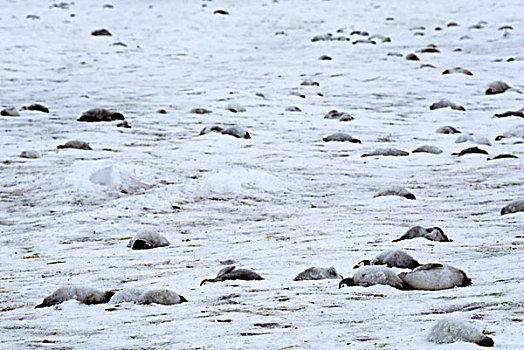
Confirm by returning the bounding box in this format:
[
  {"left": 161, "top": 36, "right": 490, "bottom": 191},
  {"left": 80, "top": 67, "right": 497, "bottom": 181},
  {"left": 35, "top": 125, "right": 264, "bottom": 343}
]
[
  {"left": 293, "top": 267, "right": 342, "bottom": 281},
  {"left": 436, "top": 125, "right": 461, "bottom": 134},
  {"left": 361, "top": 148, "right": 409, "bottom": 157},
  {"left": 501, "top": 199, "right": 524, "bottom": 215},
  {"left": 324, "top": 110, "right": 354, "bottom": 121},
  {"left": 442, "top": 67, "right": 473, "bottom": 75},
  {"left": 199, "top": 125, "right": 224, "bottom": 135},
  {"left": 222, "top": 126, "right": 251, "bottom": 139},
  {"left": 1, "top": 107, "right": 20, "bottom": 116},
  {"left": 22, "top": 104, "right": 49, "bottom": 113},
  {"left": 35, "top": 286, "right": 115, "bottom": 308},
  {"left": 412, "top": 145, "right": 442, "bottom": 154},
  {"left": 139, "top": 289, "right": 187, "bottom": 305},
  {"left": 200, "top": 266, "right": 263, "bottom": 286},
  {"left": 57, "top": 140, "right": 92, "bottom": 150},
  {"left": 455, "top": 134, "right": 474, "bottom": 143},
  {"left": 493, "top": 107, "right": 524, "bottom": 119},
  {"left": 485, "top": 81, "right": 511, "bottom": 95},
  {"left": 190, "top": 107, "right": 212, "bottom": 114},
  {"left": 354, "top": 249, "right": 420, "bottom": 270},
  {"left": 78, "top": 108, "right": 124, "bottom": 122},
  {"left": 399, "top": 263, "right": 471, "bottom": 290},
  {"left": 393, "top": 226, "right": 452, "bottom": 242},
  {"left": 374, "top": 186, "right": 416, "bottom": 200},
  {"left": 487, "top": 154, "right": 518, "bottom": 160},
  {"left": 20, "top": 150, "right": 41, "bottom": 159},
  {"left": 127, "top": 230, "right": 169, "bottom": 250},
  {"left": 427, "top": 319, "right": 494, "bottom": 347},
  {"left": 322, "top": 133, "right": 361, "bottom": 143},
  {"left": 452, "top": 146, "right": 488, "bottom": 156},
  {"left": 339, "top": 266, "right": 405, "bottom": 290},
  {"left": 226, "top": 103, "right": 246, "bottom": 113},
  {"left": 110, "top": 289, "right": 187, "bottom": 305},
  {"left": 429, "top": 100, "right": 466, "bottom": 111}
]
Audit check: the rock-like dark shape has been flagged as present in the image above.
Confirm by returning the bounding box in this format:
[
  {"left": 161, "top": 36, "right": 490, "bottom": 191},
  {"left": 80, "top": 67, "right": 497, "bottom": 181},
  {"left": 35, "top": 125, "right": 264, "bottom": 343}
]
[
  {"left": 91, "top": 28, "right": 112, "bottom": 36},
  {"left": 452, "top": 146, "right": 488, "bottom": 156},
  {"left": 286, "top": 106, "right": 301, "bottom": 112},
  {"left": 200, "top": 266, "right": 263, "bottom": 286},
  {"left": 57, "top": 140, "right": 92, "bottom": 150},
  {"left": 293, "top": 267, "right": 342, "bottom": 281},
  {"left": 319, "top": 55, "right": 332, "bottom": 61},
  {"left": 393, "top": 226, "right": 452, "bottom": 242},
  {"left": 22, "top": 104, "right": 49, "bottom": 113},
  {"left": 430, "top": 100, "right": 465, "bottom": 111},
  {"left": 323, "top": 133, "right": 361, "bottom": 143},
  {"left": 78, "top": 108, "right": 124, "bottom": 122},
  {"left": 361, "top": 148, "right": 409, "bottom": 157},
  {"left": 501, "top": 199, "right": 524, "bottom": 215},
  {"left": 436, "top": 125, "right": 461, "bottom": 134}
]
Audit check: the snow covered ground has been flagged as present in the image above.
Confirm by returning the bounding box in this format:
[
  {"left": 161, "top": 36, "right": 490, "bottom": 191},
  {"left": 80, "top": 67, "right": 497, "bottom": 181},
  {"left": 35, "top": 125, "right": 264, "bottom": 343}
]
[{"left": 1, "top": 0, "right": 523, "bottom": 349}]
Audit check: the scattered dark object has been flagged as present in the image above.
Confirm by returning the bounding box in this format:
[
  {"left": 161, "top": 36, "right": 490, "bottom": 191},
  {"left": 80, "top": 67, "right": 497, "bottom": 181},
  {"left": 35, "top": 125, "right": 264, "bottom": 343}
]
[
  {"left": 91, "top": 29, "right": 112, "bottom": 36},
  {"left": 57, "top": 140, "right": 92, "bottom": 150},
  {"left": 501, "top": 200, "right": 524, "bottom": 215},
  {"left": 406, "top": 53, "right": 420, "bottom": 61},
  {"left": 78, "top": 108, "right": 125, "bottom": 122},
  {"left": 200, "top": 266, "right": 263, "bottom": 286},
  {"left": 436, "top": 125, "right": 461, "bottom": 134},
  {"left": 23, "top": 104, "right": 49, "bottom": 113},
  {"left": 430, "top": 100, "right": 465, "bottom": 111},
  {"left": 452, "top": 146, "right": 489, "bottom": 156}
]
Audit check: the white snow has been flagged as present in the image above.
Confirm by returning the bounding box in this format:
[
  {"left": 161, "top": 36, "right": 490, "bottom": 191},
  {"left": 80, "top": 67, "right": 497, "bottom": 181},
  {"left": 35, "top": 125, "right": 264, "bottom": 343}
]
[{"left": 0, "top": 0, "right": 523, "bottom": 349}]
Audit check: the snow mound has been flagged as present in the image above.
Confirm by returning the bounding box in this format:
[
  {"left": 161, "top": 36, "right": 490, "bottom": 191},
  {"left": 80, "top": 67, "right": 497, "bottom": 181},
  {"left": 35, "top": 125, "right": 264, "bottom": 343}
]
[{"left": 69, "top": 160, "right": 151, "bottom": 194}]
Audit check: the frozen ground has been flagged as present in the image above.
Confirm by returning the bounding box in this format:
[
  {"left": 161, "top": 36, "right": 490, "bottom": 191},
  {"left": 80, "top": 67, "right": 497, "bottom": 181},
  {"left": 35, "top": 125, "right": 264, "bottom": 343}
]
[{"left": 1, "top": 0, "right": 523, "bottom": 349}]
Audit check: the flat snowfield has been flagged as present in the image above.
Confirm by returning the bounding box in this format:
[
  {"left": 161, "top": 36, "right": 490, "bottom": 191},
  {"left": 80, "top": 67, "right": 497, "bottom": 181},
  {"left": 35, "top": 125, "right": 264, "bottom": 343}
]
[{"left": 1, "top": 1, "right": 523, "bottom": 349}]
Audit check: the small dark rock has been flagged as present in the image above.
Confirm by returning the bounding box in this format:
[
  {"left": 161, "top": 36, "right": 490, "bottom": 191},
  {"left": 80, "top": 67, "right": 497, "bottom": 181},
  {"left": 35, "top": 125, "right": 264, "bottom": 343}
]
[
  {"left": 116, "top": 121, "right": 131, "bottom": 128},
  {"left": 406, "top": 53, "right": 420, "bottom": 61},
  {"left": 319, "top": 55, "right": 332, "bottom": 61}
]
